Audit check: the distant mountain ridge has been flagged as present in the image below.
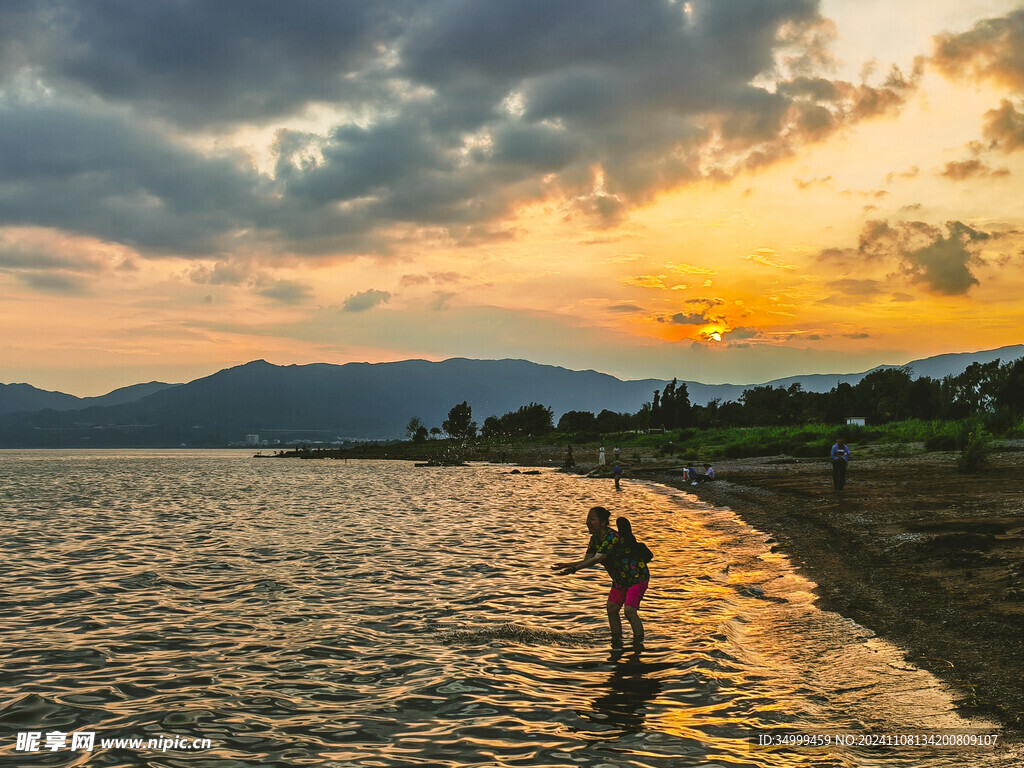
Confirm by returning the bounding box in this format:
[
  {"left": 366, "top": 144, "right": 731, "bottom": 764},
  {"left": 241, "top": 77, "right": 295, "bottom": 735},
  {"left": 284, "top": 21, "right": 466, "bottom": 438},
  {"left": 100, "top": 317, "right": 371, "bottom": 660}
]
[
  {"left": 1, "top": 344, "right": 1021, "bottom": 447},
  {"left": 0, "top": 381, "right": 177, "bottom": 416}
]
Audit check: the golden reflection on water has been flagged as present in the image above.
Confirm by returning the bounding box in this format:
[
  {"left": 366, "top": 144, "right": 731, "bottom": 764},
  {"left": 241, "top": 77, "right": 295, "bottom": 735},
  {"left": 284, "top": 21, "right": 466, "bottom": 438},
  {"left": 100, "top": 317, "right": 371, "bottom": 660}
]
[{"left": 0, "top": 451, "right": 1017, "bottom": 767}]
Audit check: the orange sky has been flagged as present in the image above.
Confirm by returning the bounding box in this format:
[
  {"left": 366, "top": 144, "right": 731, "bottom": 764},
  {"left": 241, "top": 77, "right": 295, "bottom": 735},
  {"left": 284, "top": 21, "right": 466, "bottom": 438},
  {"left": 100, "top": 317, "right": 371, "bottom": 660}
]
[{"left": 1, "top": 1, "right": 1023, "bottom": 395}]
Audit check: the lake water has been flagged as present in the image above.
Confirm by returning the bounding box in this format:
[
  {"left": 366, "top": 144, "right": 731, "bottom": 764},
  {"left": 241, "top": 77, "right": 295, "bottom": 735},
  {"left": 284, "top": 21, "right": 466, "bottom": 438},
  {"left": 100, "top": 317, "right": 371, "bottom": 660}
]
[{"left": 0, "top": 450, "right": 1016, "bottom": 767}]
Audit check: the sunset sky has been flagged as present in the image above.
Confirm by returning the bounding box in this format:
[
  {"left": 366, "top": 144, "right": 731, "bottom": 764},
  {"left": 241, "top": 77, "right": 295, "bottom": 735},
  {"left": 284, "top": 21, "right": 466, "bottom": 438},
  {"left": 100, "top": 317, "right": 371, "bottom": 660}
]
[{"left": 2, "top": 1, "right": 1024, "bottom": 396}]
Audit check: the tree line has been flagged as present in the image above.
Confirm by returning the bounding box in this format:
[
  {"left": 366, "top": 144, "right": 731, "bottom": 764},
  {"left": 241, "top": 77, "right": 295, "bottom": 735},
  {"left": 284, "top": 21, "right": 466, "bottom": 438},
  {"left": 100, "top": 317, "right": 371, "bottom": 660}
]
[{"left": 405, "top": 357, "right": 1024, "bottom": 440}]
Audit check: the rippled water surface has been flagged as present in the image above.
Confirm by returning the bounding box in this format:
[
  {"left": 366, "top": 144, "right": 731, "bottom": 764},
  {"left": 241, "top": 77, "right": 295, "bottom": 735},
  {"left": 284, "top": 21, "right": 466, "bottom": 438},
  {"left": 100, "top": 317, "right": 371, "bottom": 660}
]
[{"left": 0, "top": 450, "right": 1017, "bottom": 767}]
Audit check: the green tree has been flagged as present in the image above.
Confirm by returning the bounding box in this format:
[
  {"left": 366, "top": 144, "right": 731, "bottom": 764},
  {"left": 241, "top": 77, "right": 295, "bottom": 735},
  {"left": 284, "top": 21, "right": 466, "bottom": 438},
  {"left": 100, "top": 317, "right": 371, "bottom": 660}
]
[
  {"left": 557, "top": 410, "right": 597, "bottom": 433},
  {"left": 907, "top": 377, "right": 941, "bottom": 420},
  {"left": 442, "top": 401, "right": 477, "bottom": 440},
  {"left": 648, "top": 378, "right": 692, "bottom": 429},
  {"left": 824, "top": 382, "right": 854, "bottom": 424},
  {"left": 853, "top": 367, "right": 913, "bottom": 423},
  {"left": 595, "top": 409, "right": 628, "bottom": 434},
  {"left": 632, "top": 402, "right": 652, "bottom": 432},
  {"left": 944, "top": 360, "right": 1004, "bottom": 417},
  {"left": 664, "top": 379, "right": 693, "bottom": 429},
  {"left": 482, "top": 403, "right": 554, "bottom": 438},
  {"left": 508, "top": 403, "right": 554, "bottom": 436},
  {"left": 996, "top": 358, "right": 1024, "bottom": 417},
  {"left": 405, "top": 416, "right": 424, "bottom": 441},
  {"left": 739, "top": 385, "right": 790, "bottom": 425},
  {"left": 480, "top": 415, "right": 504, "bottom": 439}
]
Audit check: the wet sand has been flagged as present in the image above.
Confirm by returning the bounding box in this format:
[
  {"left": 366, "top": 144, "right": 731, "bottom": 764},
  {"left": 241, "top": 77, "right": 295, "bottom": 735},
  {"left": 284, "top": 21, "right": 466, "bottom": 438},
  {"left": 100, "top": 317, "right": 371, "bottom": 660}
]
[{"left": 626, "top": 451, "right": 1024, "bottom": 739}]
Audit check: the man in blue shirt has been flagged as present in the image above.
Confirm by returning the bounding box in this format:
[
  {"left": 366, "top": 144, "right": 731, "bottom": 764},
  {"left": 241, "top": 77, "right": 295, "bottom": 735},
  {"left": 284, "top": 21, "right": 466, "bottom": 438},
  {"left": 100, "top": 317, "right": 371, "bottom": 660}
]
[{"left": 831, "top": 438, "right": 851, "bottom": 490}]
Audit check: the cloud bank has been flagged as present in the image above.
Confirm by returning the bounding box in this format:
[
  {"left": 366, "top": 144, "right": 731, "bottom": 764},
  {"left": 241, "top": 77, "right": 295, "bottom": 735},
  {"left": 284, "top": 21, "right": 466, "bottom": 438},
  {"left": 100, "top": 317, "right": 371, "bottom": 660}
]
[{"left": 0, "top": 0, "right": 923, "bottom": 264}]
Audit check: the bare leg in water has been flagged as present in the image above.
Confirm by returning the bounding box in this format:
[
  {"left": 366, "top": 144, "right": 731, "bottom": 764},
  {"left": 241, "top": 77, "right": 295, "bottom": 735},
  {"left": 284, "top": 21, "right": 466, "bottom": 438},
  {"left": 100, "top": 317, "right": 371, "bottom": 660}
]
[
  {"left": 624, "top": 605, "right": 644, "bottom": 646},
  {"left": 608, "top": 601, "right": 644, "bottom": 647},
  {"left": 607, "top": 601, "right": 623, "bottom": 646}
]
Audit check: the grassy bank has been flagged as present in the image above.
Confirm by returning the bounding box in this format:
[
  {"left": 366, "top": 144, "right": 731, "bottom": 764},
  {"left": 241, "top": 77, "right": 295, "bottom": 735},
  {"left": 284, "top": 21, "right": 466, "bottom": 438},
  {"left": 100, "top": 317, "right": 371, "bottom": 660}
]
[{"left": 269, "top": 415, "right": 1023, "bottom": 469}]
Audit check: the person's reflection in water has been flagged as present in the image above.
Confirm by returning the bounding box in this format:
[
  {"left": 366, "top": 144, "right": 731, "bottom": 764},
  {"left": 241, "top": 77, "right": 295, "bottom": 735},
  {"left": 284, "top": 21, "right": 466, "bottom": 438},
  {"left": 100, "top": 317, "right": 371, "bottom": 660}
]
[{"left": 584, "top": 650, "right": 669, "bottom": 733}]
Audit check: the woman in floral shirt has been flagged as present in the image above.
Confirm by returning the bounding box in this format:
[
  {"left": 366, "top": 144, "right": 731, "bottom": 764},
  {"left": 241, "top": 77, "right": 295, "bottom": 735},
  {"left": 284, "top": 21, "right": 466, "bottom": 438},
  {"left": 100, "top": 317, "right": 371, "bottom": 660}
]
[{"left": 553, "top": 506, "right": 650, "bottom": 648}]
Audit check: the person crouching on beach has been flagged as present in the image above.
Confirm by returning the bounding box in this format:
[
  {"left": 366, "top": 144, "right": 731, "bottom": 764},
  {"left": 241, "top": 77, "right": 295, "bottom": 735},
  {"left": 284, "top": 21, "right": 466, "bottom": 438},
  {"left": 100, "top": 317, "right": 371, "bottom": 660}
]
[{"left": 552, "top": 506, "right": 649, "bottom": 648}]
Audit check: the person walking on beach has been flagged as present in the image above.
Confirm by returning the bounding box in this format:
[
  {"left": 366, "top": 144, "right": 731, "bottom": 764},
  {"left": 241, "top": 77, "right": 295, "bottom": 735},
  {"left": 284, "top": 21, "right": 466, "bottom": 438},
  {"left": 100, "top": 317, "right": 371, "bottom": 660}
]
[
  {"left": 553, "top": 506, "right": 650, "bottom": 648},
  {"left": 831, "top": 438, "right": 851, "bottom": 490}
]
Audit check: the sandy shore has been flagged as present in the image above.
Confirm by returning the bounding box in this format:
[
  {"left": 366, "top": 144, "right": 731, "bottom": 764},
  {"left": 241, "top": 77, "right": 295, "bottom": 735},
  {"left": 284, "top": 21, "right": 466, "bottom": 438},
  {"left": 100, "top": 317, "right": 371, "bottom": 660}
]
[{"left": 613, "top": 450, "right": 1024, "bottom": 739}]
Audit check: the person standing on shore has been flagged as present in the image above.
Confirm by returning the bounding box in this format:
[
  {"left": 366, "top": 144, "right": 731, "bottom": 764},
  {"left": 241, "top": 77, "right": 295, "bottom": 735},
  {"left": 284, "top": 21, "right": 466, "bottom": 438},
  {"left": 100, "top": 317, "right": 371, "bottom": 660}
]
[
  {"left": 552, "top": 506, "right": 649, "bottom": 648},
  {"left": 613, "top": 463, "right": 623, "bottom": 490},
  {"left": 831, "top": 438, "right": 851, "bottom": 490}
]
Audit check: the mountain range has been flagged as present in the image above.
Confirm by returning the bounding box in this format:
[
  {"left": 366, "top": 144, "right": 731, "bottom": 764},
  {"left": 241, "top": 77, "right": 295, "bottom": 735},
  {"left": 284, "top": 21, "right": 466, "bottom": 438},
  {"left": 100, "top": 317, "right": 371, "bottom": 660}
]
[{"left": 1, "top": 344, "right": 1021, "bottom": 447}]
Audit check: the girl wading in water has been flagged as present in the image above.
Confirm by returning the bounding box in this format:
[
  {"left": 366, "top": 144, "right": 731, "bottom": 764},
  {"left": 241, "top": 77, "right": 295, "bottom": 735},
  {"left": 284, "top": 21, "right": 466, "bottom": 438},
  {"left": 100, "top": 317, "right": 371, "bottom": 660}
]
[{"left": 553, "top": 506, "right": 650, "bottom": 648}]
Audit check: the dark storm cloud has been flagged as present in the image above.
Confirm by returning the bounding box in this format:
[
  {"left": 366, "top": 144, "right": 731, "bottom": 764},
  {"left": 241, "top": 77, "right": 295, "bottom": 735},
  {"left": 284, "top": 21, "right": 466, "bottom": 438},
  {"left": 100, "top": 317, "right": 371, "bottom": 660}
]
[
  {"left": 342, "top": 289, "right": 391, "bottom": 312},
  {"left": 850, "top": 219, "right": 993, "bottom": 295},
  {"left": 258, "top": 281, "right": 313, "bottom": 305},
  {"left": 7, "top": 0, "right": 405, "bottom": 128},
  {"left": 18, "top": 271, "right": 89, "bottom": 294},
  {"left": 0, "top": 0, "right": 922, "bottom": 258},
  {"left": 983, "top": 100, "right": 1024, "bottom": 152},
  {"left": 0, "top": 102, "right": 271, "bottom": 253},
  {"left": 189, "top": 260, "right": 254, "bottom": 286},
  {"left": 939, "top": 159, "right": 1009, "bottom": 179},
  {"left": 900, "top": 222, "right": 990, "bottom": 295},
  {"left": 670, "top": 312, "right": 708, "bottom": 325},
  {"left": 724, "top": 327, "right": 762, "bottom": 340},
  {"left": 0, "top": 236, "right": 122, "bottom": 294},
  {"left": 932, "top": 8, "right": 1024, "bottom": 92},
  {"left": 276, "top": 0, "right": 877, "bottom": 237},
  {"left": 0, "top": 243, "right": 99, "bottom": 272}
]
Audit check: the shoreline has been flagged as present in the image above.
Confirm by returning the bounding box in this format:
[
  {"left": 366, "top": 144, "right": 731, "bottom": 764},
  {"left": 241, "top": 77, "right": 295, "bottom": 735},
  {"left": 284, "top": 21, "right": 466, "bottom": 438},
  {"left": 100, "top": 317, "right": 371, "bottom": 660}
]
[
  {"left": 269, "top": 441, "right": 1024, "bottom": 738},
  {"left": 622, "top": 452, "right": 1024, "bottom": 740}
]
